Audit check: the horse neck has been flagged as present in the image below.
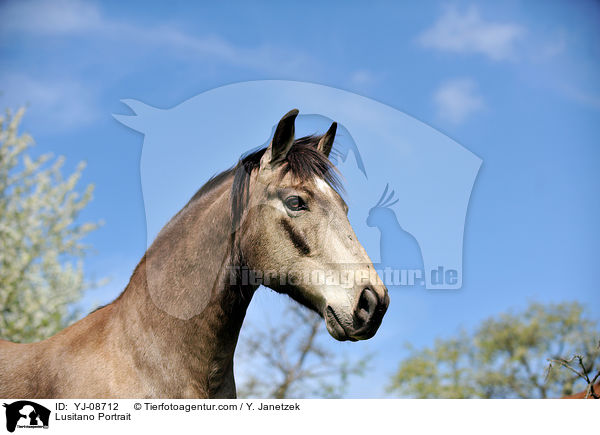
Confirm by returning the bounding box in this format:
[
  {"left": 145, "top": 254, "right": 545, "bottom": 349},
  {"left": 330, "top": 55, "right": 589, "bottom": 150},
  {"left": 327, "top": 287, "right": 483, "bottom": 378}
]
[{"left": 115, "top": 175, "right": 256, "bottom": 394}]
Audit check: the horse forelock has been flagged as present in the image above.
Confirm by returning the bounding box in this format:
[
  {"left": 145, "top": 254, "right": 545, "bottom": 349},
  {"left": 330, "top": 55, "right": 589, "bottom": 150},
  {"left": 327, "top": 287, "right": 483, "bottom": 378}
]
[{"left": 230, "top": 135, "right": 342, "bottom": 231}]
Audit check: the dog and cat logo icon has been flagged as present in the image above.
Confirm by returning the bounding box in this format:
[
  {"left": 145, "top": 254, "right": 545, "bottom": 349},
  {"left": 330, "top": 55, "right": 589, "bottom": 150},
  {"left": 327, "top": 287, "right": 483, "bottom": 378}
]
[{"left": 3, "top": 401, "right": 50, "bottom": 432}]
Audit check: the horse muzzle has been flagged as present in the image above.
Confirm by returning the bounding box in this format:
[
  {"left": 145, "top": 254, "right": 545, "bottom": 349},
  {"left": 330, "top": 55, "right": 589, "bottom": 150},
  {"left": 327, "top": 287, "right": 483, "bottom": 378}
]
[{"left": 324, "top": 286, "right": 390, "bottom": 341}]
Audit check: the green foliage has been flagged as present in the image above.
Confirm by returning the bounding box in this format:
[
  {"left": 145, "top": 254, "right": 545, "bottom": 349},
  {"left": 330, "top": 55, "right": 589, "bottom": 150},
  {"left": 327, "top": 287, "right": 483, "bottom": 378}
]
[
  {"left": 0, "top": 108, "right": 100, "bottom": 343},
  {"left": 236, "top": 301, "right": 370, "bottom": 399},
  {"left": 388, "top": 301, "right": 599, "bottom": 398}
]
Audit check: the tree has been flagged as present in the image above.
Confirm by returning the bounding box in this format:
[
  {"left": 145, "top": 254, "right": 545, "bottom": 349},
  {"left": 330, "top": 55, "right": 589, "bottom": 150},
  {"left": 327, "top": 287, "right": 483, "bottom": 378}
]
[
  {"left": 547, "top": 352, "right": 600, "bottom": 399},
  {"left": 0, "top": 108, "right": 100, "bottom": 343},
  {"left": 388, "top": 301, "right": 600, "bottom": 398},
  {"left": 236, "top": 301, "right": 369, "bottom": 398}
]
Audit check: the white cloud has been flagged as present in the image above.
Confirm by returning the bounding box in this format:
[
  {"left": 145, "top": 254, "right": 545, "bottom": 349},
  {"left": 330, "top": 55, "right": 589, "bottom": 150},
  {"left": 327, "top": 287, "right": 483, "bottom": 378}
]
[
  {"left": 559, "top": 85, "right": 600, "bottom": 110},
  {"left": 0, "top": 73, "right": 98, "bottom": 130},
  {"left": 419, "top": 6, "right": 524, "bottom": 61},
  {"left": 0, "top": 0, "right": 315, "bottom": 76},
  {"left": 537, "top": 32, "right": 567, "bottom": 60},
  {"left": 350, "top": 70, "right": 375, "bottom": 86},
  {"left": 0, "top": 0, "right": 321, "bottom": 131},
  {"left": 0, "top": 0, "right": 103, "bottom": 35},
  {"left": 141, "top": 28, "right": 315, "bottom": 76},
  {"left": 434, "top": 78, "right": 485, "bottom": 124}
]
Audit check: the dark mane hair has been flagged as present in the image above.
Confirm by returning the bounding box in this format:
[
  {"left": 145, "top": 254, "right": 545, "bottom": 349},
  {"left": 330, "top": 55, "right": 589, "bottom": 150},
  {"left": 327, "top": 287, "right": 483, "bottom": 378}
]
[
  {"left": 230, "top": 134, "right": 341, "bottom": 232},
  {"left": 188, "top": 134, "right": 341, "bottom": 235}
]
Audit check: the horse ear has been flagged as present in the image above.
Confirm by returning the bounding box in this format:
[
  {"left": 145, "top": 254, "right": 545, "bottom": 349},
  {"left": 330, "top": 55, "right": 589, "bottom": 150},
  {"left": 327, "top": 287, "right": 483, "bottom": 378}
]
[
  {"left": 317, "top": 122, "right": 337, "bottom": 158},
  {"left": 261, "top": 109, "right": 298, "bottom": 167}
]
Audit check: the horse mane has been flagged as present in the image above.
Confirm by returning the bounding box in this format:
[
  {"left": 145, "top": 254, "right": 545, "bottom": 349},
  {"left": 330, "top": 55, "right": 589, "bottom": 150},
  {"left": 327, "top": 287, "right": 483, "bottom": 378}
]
[{"left": 188, "top": 134, "right": 342, "bottom": 233}]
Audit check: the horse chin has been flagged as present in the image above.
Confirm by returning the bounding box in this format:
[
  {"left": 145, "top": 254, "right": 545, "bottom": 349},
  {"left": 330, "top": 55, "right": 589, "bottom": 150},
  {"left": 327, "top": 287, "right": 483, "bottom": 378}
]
[{"left": 325, "top": 306, "right": 357, "bottom": 342}]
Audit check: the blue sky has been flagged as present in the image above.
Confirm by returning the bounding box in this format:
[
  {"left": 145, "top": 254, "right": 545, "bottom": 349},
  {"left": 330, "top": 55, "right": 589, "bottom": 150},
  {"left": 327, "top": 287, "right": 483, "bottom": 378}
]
[{"left": 1, "top": 0, "right": 599, "bottom": 397}]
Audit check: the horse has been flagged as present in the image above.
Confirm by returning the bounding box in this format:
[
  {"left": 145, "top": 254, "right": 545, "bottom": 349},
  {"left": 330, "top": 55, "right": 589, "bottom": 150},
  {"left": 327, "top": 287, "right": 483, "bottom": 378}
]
[
  {"left": 561, "top": 382, "right": 599, "bottom": 399},
  {"left": 0, "top": 109, "right": 389, "bottom": 398}
]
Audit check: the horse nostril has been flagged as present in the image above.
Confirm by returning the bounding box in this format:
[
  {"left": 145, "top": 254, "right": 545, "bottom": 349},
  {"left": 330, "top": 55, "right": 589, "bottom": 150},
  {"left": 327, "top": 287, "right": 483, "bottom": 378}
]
[{"left": 357, "top": 287, "right": 378, "bottom": 324}]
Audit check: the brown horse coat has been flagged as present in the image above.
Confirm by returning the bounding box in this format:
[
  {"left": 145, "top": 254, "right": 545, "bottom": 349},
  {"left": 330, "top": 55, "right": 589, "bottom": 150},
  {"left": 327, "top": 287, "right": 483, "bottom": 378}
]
[{"left": 0, "top": 110, "right": 389, "bottom": 398}]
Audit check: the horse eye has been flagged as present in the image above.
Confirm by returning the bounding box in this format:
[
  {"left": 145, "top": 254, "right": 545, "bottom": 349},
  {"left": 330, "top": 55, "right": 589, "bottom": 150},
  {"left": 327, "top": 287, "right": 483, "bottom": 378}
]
[{"left": 284, "top": 195, "right": 307, "bottom": 211}]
